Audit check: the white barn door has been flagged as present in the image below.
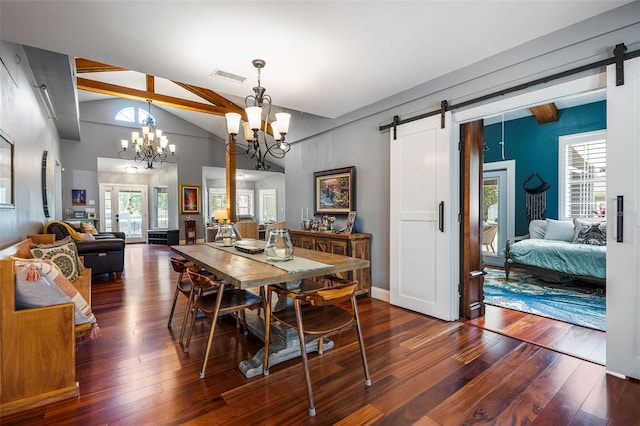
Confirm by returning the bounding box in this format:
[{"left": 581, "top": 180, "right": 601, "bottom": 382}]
[
  {"left": 606, "top": 57, "right": 640, "bottom": 380},
  {"left": 390, "top": 112, "right": 456, "bottom": 321}
]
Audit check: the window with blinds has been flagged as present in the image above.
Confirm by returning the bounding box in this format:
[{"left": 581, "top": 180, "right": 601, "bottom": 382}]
[
  {"left": 259, "top": 189, "right": 277, "bottom": 222},
  {"left": 559, "top": 130, "right": 607, "bottom": 220},
  {"left": 208, "top": 188, "right": 254, "bottom": 219}
]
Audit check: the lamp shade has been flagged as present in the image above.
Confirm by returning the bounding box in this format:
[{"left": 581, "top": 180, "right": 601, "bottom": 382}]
[
  {"left": 271, "top": 121, "right": 281, "bottom": 141},
  {"left": 274, "top": 112, "right": 291, "bottom": 134},
  {"left": 214, "top": 209, "right": 228, "bottom": 222},
  {"left": 225, "top": 112, "right": 241, "bottom": 134},
  {"left": 246, "top": 106, "right": 262, "bottom": 130}
]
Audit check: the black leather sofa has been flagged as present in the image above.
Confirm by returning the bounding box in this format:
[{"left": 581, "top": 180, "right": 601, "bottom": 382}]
[{"left": 44, "top": 221, "right": 126, "bottom": 278}]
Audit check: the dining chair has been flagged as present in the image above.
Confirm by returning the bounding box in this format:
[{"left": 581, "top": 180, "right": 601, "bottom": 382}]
[
  {"left": 184, "top": 267, "right": 262, "bottom": 379},
  {"left": 168, "top": 258, "right": 193, "bottom": 336},
  {"left": 263, "top": 276, "right": 371, "bottom": 417},
  {"left": 235, "top": 221, "right": 260, "bottom": 240}
]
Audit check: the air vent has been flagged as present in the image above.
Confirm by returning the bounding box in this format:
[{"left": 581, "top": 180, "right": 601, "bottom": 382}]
[{"left": 211, "top": 69, "right": 246, "bottom": 84}]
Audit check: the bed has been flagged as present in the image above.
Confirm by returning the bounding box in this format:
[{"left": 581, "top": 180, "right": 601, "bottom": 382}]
[{"left": 504, "top": 218, "right": 606, "bottom": 286}]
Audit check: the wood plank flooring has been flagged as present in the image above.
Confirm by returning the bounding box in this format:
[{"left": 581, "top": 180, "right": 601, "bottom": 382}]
[{"left": 3, "top": 244, "right": 639, "bottom": 425}]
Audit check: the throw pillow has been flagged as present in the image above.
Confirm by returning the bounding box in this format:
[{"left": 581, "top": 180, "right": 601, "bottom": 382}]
[
  {"left": 544, "top": 219, "right": 574, "bottom": 242},
  {"left": 13, "top": 259, "right": 96, "bottom": 326},
  {"left": 30, "top": 236, "right": 84, "bottom": 281},
  {"left": 573, "top": 218, "right": 607, "bottom": 246},
  {"left": 528, "top": 219, "right": 547, "bottom": 239},
  {"left": 81, "top": 221, "right": 98, "bottom": 235}
]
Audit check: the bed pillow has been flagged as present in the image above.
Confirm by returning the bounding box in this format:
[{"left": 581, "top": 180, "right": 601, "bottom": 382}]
[
  {"left": 573, "top": 218, "right": 607, "bottom": 246},
  {"left": 30, "top": 236, "right": 84, "bottom": 281},
  {"left": 544, "top": 219, "right": 574, "bottom": 242},
  {"left": 528, "top": 220, "right": 547, "bottom": 239},
  {"left": 13, "top": 259, "right": 95, "bottom": 325}
]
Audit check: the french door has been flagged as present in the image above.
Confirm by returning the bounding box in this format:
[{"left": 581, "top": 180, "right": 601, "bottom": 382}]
[
  {"left": 99, "top": 184, "right": 148, "bottom": 243},
  {"left": 389, "top": 112, "right": 458, "bottom": 321}
]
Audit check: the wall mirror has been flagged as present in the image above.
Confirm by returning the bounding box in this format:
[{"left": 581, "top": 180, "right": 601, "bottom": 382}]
[{"left": 0, "top": 130, "right": 14, "bottom": 209}]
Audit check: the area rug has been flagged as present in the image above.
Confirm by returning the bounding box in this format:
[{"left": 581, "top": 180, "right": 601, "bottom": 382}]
[{"left": 483, "top": 268, "right": 606, "bottom": 331}]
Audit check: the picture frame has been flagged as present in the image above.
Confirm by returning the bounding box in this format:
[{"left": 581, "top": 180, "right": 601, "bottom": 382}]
[
  {"left": 344, "top": 211, "right": 357, "bottom": 234},
  {"left": 73, "top": 211, "right": 87, "bottom": 219},
  {"left": 0, "top": 129, "right": 14, "bottom": 209},
  {"left": 72, "top": 189, "right": 86, "bottom": 206},
  {"left": 314, "top": 166, "right": 355, "bottom": 215},
  {"left": 180, "top": 183, "right": 201, "bottom": 215}
]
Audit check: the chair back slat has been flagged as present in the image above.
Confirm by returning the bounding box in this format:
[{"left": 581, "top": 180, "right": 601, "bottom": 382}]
[
  {"left": 186, "top": 267, "right": 219, "bottom": 290},
  {"left": 170, "top": 258, "right": 189, "bottom": 273},
  {"left": 300, "top": 282, "right": 357, "bottom": 306}
]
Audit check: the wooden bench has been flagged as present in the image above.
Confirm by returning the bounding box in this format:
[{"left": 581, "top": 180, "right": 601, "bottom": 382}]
[{"left": 0, "top": 235, "right": 92, "bottom": 416}]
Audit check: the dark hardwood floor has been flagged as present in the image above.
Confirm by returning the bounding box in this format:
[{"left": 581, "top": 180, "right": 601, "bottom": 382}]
[{"left": 3, "top": 244, "right": 639, "bottom": 425}]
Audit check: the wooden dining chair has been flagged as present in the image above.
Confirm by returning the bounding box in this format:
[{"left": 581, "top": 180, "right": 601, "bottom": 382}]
[
  {"left": 263, "top": 276, "right": 371, "bottom": 417},
  {"left": 184, "top": 267, "right": 262, "bottom": 379},
  {"left": 235, "top": 221, "right": 260, "bottom": 240},
  {"left": 168, "top": 258, "right": 194, "bottom": 337}
]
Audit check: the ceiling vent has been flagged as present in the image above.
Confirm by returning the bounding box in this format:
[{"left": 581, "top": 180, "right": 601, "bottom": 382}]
[{"left": 210, "top": 69, "right": 246, "bottom": 84}]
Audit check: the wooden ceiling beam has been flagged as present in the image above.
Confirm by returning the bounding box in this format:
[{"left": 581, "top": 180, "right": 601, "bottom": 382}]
[
  {"left": 530, "top": 103, "right": 559, "bottom": 124},
  {"left": 76, "top": 58, "right": 127, "bottom": 73},
  {"left": 173, "top": 82, "right": 244, "bottom": 114},
  {"left": 146, "top": 75, "right": 155, "bottom": 93},
  {"left": 77, "top": 77, "right": 231, "bottom": 115}
]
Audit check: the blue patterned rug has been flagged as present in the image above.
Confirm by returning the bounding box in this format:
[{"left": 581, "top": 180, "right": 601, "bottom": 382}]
[{"left": 483, "top": 268, "right": 606, "bottom": 331}]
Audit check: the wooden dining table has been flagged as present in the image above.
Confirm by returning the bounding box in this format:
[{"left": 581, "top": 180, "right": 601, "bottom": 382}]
[{"left": 171, "top": 242, "right": 370, "bottom": 378}]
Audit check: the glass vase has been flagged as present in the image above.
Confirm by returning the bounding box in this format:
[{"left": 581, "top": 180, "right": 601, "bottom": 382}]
[{"left": 264, "top": 228, "right": 294, "bottom": 261}]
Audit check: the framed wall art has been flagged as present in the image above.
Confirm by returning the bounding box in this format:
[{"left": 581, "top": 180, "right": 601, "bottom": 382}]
[
  {"left": 180, "top": 183, "right": 201, "bottom": 215},
  {"left": 314, "top": 166, "right": 355, "bottom": 215},
  {"left": 344, "top": 211, "right": 357, "bottom": 234},
  {"left": 72, "top": 189, "right": 86, "bottom": 206}
]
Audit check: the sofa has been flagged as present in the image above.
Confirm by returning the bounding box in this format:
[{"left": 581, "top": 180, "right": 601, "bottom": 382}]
[{"left": 44, "top": 220, "right": 126, "bottom": 278}]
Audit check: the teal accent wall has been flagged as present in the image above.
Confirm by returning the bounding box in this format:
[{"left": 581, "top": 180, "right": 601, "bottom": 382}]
[{"left": 484, "top": 101, "right": 606, "bottom": 235}]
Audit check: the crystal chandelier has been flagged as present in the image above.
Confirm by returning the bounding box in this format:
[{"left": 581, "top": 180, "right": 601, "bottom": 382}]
[
  {"left": 225, "top": 59, "right": 291, "bottom": 170},
  {"left": 118, "top": 100, "right": 177, "bottom": 169}
]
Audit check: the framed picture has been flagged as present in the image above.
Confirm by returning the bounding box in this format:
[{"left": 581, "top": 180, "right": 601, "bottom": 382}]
[
  {"left": 345, "top": 211, "right": 357, "bottom": 234},
  {"left": 72, "top": 189, "right": 86, "bottom": 206},
  {"left": 314, "top": 166, "right": 355, "bottom": 215},
  {"left": 180, "top": 183, "right": 201, "bottom": 215},
  {"left": 74, "top": 211, "right": 87, "bottom": 218},
  {"left": 0, "top": 129, "right": 14, "bottom": 209}
]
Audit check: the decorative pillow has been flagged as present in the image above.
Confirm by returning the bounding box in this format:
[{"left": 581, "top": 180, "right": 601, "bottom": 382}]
[
  {"left": 573, "top": 218, "right": 607, "bottom": 246},
  {"left": 79, "top": 232, "right": 95, "bottom": 241},
  {"left": 64, "top": 221, "right": 83, "bottom": 231},
  {"left": 528, "top": 219, "right": 547, "bottom": 239},
  {"left": 544, "top": 219, "right": 574, "bottom": 242},
  {"left": 13, "top": 259, "right": 97, "bottom": 326},
  {"left": 30, "top": 236, "right": 84, "bottom": 281},
  {"left": 81, "top": 221, "right": 98, "bottom": 235}
]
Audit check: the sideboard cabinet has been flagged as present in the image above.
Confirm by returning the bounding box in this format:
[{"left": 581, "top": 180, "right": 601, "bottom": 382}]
[{"left": 289, "top": 230, "right": 371, "bottom": 296}]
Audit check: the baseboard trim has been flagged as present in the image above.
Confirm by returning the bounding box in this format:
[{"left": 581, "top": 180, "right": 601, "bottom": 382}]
[{"left": 371, "top": 286, "right": 390, "bottom": 302}]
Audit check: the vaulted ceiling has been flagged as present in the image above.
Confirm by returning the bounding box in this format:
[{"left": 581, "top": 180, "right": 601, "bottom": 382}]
[{"left": 0, "top": 1, "right": 631, "bottom": 145}]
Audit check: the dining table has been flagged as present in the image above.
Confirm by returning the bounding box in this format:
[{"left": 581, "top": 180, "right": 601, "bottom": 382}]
[{"left": 171, "top": 241, "right": 370, "bottom": 378}]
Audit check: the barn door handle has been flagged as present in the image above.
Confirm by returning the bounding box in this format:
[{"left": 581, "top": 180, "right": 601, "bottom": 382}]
[
  {"left": 438, "top": 201, "right": 444, "bottom": 232},
  {"left": 617, "top": 195, "right": 624, "bottom": 242}
]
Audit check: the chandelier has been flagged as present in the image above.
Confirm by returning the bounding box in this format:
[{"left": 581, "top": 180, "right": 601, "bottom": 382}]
[
  {"left": 119, "top": 100, "right": 177, "bottom": 169},
  {"left": 225, "top": 59, "right": 291, "bottom": 170}
]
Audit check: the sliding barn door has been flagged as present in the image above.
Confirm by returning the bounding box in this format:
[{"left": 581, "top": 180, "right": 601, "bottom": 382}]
[
  {"left": 606, "top": 57, "right": 640, "bottom": 380},
  {"left": 390, "top": 113, "right": 455, "bottom": 321}
]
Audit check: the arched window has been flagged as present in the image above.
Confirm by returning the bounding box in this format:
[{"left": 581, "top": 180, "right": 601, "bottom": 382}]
[{"left": 115, "top": 106, "right": 155, "bottom": 125}]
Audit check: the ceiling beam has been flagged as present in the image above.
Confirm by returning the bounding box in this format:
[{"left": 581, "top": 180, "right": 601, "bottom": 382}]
[
  {"left": 77, "top": 77, "right": 232, "bottom": 115},
  {"left": 76, "top": 58, "right": 127, "bottom": 73}
]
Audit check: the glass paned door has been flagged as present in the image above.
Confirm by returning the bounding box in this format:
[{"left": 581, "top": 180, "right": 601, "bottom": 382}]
[
  {"left": 100, "top": 184, "right": 148, "bottom": 243},
  {"left": 482, "top": 169, "right": 508, "bottom": 266}
]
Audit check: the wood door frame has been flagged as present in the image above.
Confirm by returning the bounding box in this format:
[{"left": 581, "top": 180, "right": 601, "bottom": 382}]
[{"left": 459, "top": 120, "right": 485, "bottom": 319}]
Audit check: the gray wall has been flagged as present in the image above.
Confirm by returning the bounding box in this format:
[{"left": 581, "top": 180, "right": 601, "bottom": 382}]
[
  {"left": 0, "top": 41, "right": 62, "bottom": 245},
  {"left": 284, "top": 2, "right": 640, "bottom": 291}
]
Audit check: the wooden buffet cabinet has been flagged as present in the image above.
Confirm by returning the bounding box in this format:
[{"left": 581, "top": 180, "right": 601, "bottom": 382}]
[{"left": 289, "top": 230, "right": 371, "bottom": 296}]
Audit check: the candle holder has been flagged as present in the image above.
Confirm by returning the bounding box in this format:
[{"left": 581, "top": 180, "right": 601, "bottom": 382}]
[{"left": 264, "top": 228, "right": 294, "bottom": 261}]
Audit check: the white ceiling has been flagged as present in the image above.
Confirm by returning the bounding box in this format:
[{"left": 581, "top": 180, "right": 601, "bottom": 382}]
[{"left": 1, "top": 0, "right": 629, "bottom": 125}]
